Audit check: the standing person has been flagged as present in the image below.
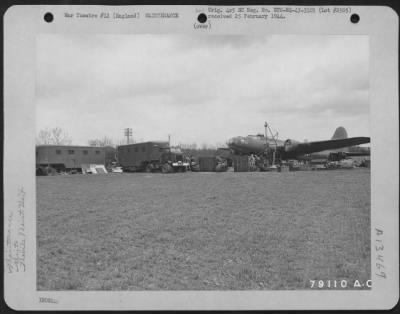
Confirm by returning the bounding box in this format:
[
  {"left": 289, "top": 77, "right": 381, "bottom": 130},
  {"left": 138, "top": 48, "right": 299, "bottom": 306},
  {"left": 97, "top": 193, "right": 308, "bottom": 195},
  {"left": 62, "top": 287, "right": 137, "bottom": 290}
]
[
  {"left": 254, "top": 154, "right": 261, "bottom": 170},
  {"left": 189, "top": 155, "right": 197, "bottom": 171}
]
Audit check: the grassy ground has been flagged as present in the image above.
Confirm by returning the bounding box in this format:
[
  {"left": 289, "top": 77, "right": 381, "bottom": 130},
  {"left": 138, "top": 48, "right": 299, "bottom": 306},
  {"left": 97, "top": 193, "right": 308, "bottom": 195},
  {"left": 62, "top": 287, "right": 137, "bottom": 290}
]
[{"left": 37, "top": 169, "right": 370, "bottom": 290}]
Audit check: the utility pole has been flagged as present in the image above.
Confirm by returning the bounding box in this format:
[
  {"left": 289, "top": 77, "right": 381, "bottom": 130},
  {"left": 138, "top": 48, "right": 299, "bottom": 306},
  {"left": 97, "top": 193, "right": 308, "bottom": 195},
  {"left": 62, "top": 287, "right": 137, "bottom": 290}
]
[
  {"left": 168, "top": 134, "right": 171, "bottom": 147},
  {"left": 124, "top": 128, "right": 132, "bottom": 144}
]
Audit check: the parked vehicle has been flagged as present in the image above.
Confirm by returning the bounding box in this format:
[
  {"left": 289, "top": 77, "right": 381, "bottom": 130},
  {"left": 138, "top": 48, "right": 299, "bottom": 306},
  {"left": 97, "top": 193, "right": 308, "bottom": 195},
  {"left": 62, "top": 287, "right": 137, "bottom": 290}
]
[
  {"left": 36, "top": 145, "right": 116, "bottom": 175},
  {"left": 117, "top": 141, "right": 190, "bottom": 173}
]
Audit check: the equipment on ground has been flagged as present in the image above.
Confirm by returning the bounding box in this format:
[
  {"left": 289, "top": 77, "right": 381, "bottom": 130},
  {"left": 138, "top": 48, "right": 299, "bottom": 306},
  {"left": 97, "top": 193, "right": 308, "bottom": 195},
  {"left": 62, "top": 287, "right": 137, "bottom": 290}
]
[{"left": 81, "top": 164, "right": 108, "bottom": 174}]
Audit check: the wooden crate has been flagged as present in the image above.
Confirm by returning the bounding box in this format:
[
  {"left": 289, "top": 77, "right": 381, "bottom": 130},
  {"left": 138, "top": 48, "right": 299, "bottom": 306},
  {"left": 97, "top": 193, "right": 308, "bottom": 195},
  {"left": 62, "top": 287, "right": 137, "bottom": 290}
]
[
  {"left": 233, "top": 156, "right": 249, "bottom": 172},
  {"left": 198, "top": 157, "right": 217, "bottom": 172}
]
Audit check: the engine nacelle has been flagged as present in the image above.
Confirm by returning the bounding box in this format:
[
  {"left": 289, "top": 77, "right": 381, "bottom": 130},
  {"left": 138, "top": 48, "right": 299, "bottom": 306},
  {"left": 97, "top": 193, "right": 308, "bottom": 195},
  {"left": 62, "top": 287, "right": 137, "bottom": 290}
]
[{"left": 283, "top": 139, "right": 301, "bottom": 152}]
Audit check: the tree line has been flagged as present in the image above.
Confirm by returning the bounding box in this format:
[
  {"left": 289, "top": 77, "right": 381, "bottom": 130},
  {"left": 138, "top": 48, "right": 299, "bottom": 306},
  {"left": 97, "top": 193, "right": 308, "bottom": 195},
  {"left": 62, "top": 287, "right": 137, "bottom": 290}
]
[
  {"left": 36, "top": 127, "right": 123, "bottom": 147},
  {"left": 36, "top": 128, "right": 229, "bottom": 156}
]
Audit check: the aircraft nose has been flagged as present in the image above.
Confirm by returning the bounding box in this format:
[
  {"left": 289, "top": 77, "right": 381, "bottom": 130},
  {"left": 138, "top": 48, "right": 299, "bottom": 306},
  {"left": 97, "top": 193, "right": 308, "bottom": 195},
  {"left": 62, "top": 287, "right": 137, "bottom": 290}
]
[
  {"left": 228, "top": 137, "right": 247, "bottom": 146},
  {"left": 228, "top": 137, "right": 240, "bottom": 145}
]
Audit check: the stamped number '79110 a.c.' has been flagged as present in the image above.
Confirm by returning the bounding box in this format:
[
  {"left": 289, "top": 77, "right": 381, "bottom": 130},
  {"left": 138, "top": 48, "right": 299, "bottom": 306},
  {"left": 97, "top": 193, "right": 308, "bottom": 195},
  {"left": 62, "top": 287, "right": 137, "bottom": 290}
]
[{"left": 310, "top": 279, "right": 372, "bottom": 289}]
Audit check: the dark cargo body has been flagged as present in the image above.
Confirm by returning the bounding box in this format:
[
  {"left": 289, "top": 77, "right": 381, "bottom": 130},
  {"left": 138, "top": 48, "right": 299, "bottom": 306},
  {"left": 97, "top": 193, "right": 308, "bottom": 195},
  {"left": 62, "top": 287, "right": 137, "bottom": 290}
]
[
  {"left": 198, "top": 157, "right": 217, "bottom": 172},
  {"left": 36, "top": 145, "right": 115, "bottom": 174},
  {"left": 233, "top": 156, "right": 250, "bottom": 172},
  {"left": 198, "top": 156, "right": 228, "bottom": 172},
  {"left": 117, "top": 141, "right": 169, "bottom": 171}
]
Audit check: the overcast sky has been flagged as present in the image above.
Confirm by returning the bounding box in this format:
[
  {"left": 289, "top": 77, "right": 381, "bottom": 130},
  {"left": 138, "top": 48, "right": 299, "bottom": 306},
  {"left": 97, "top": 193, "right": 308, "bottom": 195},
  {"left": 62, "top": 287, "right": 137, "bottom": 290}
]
[{"left": 36, "top": 34, "right": 369, "bottom": 147}]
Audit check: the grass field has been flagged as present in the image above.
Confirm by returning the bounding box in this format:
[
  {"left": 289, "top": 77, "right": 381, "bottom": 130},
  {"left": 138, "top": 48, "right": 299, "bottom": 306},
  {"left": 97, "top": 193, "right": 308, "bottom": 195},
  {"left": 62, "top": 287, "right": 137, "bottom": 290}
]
[{"left": 37, "top": 169, "right": 370, "bottom": 290}]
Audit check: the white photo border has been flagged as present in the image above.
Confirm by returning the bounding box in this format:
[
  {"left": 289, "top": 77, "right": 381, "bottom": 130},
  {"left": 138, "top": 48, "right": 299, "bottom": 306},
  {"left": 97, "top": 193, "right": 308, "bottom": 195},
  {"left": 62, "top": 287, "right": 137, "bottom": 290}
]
[{"left": 3, "top": 5, "right": 399, "bottom": 310}]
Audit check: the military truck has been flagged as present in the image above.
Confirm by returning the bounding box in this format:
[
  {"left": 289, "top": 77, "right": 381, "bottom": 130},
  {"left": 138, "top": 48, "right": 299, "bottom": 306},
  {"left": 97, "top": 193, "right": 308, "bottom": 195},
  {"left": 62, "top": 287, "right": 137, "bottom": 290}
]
[{"left": 117, "top": 141, "right": 190, "bottom": 173}]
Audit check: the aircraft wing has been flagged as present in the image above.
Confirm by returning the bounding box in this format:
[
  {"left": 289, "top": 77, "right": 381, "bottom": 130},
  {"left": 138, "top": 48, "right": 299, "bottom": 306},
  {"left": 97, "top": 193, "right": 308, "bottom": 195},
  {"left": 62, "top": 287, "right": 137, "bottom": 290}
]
[{"left": 287, "top": 137, "right": 370, "bottom": 156}]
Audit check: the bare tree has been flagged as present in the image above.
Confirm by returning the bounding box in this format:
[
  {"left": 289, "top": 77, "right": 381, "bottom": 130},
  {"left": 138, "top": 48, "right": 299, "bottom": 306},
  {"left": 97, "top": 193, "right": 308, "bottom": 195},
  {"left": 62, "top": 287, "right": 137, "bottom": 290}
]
[
  {"left": 200, "top": 143, "right": 218, "bottom": 150},
  {"left": 179, "top": 143, "right": 198, "bottom": 150},
  {"left": 117, "top": 138, "right": 126, "bottom": 146},
  {"left": 116, "top": 138, "right": 135, "bottom": 146},
  {"left": 215, "top": 142, "right": 227, "bottom": 149},
  {"left": 51, "top": 127, "right": 72, "bottom": 145},
  {"left": 88, "top": 136, "right": 114, "bottom": 147},
  {"left": 36, "top": 129, "right": 52, "bottom": 145},
  {"left": 36, "top": 127, "right": 72, "bottom": 145}
]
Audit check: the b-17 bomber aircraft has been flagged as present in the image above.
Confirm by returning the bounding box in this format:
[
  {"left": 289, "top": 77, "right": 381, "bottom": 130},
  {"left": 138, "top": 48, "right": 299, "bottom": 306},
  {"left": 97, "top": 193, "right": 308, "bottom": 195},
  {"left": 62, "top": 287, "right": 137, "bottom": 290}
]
[{"left": 225, "top": 126, "right": 370, "bottom": 161}]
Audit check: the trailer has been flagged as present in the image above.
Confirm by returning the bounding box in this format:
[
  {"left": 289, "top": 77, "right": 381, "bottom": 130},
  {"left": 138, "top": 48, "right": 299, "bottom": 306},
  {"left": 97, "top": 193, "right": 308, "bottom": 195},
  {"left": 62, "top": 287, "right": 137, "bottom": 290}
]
[
  {"left": 117, "top": 141, "right": 189, "bottom": 173},
  {"left": 36, "top": 145, "right": 116, "bottom": 175}
]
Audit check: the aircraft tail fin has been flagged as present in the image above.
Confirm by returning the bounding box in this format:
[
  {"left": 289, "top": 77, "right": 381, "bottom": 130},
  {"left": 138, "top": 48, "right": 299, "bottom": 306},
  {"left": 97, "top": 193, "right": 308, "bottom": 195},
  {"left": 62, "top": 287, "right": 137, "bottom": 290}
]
[{"left": 331, "top": 127, "right": 348, "bottom": 140}]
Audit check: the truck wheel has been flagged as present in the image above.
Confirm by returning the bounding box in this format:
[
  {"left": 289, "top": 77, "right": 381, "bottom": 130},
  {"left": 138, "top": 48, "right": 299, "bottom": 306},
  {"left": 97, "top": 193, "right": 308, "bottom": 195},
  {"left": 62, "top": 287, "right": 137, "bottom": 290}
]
[
  {"left": 45, "top": 166, "right": 56, "bottom": 176},
  {"left": 190, "top": 164, "right": 200, "bottom": 172},
  {"left": 145, "top": 164, "right": 152, "bottom": 173},
  {"left": 36, "top": 167, "right": 45, "bottom": 176},
  {"left": 161, "top": 164, "right": 172, "bottom": 173}
]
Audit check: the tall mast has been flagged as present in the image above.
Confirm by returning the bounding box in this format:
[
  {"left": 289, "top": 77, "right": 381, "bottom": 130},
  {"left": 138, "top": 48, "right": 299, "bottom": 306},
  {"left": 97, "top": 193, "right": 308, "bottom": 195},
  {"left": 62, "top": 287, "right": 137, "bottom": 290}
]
[
  {"left": 265, "top": 121, "right": 279, "bottom": 166},
  {"left": 264, "top": 121, "right": 268, "bottom": 144}
]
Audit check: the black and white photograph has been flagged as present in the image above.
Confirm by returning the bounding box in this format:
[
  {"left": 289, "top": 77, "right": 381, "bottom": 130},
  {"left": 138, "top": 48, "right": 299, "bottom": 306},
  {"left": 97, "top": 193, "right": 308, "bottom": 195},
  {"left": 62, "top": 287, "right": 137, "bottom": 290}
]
[
  {"left": 35, "top": 33, "right": 371, "bottom": 290},
  {"left": 3, "top": 4, "right": 398, "bottom": 311}
]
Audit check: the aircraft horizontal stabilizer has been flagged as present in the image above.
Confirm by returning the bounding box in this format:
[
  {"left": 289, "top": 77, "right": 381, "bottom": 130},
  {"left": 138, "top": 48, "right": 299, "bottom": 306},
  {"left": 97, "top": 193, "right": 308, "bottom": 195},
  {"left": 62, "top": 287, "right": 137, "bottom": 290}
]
[{"left": 345, "top": 151, "right": 371, "bottom": 157}]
